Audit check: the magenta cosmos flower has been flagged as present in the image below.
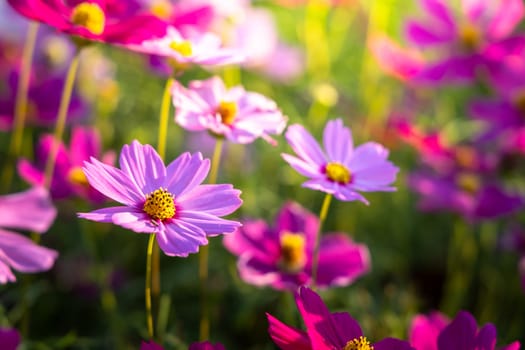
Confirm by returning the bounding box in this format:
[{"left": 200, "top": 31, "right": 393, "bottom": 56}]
[
  {"left": 125, "top": 26, "right": 243, "bottom": 68},
  {"left": 7, "top": 0, "right": 167, "bottom": 44},
  {"left": 0, "top": 187, "right": 58, "bottom": 284},
  {"left": 0, "top": 328, "right": 20, "bottom": 350},
  {"left": 223, "top": 201, "right": 370, "bottom": 291},
  {"left": 267, "top": 286, "right": 414, "bottom": 350},
  {"left": 18, "top": 126, "right": 115, "bottom": 203},
  {"left": 409, "top": 310, "right": 520, "bottom": 350},
  {"left": 78, "top": 140, "right": 242, "bottom": 257},
  {"left": 172, "top": 76, "right": 287, "bottom": 145},
  {"left": 282, "top": 118, "right": 398, "bottom": 204}
]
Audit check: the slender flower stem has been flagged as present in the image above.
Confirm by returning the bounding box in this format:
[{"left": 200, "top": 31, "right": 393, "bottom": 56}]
[
  {"left": 311, "top": 193, "right": 332, "bottom": 289},
  {"left": 43, "top": 49, "right": 82, "bottom": 189},
  {"left": 145, "top": 233, "right": 156, "bottom": 339},
  {"left": 199, "top": 138, "right": 224, "bottom": 341},
  {"left": 1, "top": 22, "right": 39, "bottom": 191}
]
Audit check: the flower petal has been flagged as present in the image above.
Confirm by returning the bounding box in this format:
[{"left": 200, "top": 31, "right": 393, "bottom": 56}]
[
  {"left": 156, "top": 221, "right": 208, "bottom": 257},
  {"left": 267, "top": 313, "right": 311, "bottom": 350},
  {"left": 323, "top": 118, "right": 353, "bottom": 163},
  {"left": 177, "top": 211, "right": 241, "bottom": 237},
  {"left": 285, "top": 124, "right": 327, "bottom": 168},
  {"left": 177, "top": 184, "right": 242, "bottom": 216}
]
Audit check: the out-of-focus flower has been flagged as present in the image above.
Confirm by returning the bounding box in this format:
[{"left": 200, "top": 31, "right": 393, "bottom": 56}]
[
  {"left": 140, "top": 340, "right": 164, "bottom": 350},
  {"left": 18, "top": 127, "right": 115, "bottom": 203},
  {"left": 172, "top": 76, "right": 287, "bottom": 145},
  {"left": 224, "top": 201, "right": 370, "bottom": 290},
  {"left": 7, "top": 0, "right": 167, "bottom": 44},
  {"left": 126, "top": 26, "right": 243, "bottom": 71},
  {"left": 370, "top": 35, "right": 424, "bottom": 82},
  {"left": 405, "top": 0, "right": 525, "bottom": 84},
  {"left": 0, "top": 187, "right": 58, "bottom": 284},
  {"left": 282, "top": 118, "right": 399, "bottom": 203},
  {"left": 267, "top": 286, "right": 414, "bottom": 350},
  {"left": 0, "top": 327, "right": 20, "bottom": 350},
  {"left": 78, "top": 140, "right": 242, "bottom": 257},
  {"left": 409, "top": 310, "right": 520, "bottom": 350},
  {"left": 189, "top": 341, "right": 226, "bottom": 350}
]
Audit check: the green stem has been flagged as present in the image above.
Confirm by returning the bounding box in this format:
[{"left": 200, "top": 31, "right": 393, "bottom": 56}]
[
  {"left": 1, "top": 22, "right": 39, "bottom": 191},
  {"left": 157, "top": 78, "right": 174, "bottom": 160},
  {"left": 311, "top": 193, "right": 333, "bottom": 289},
  {"left": 145, "top": 234, "right": 156, "bottom": 339},
  {"left": 43, "top": 49, "right": 81, "bottom": 188},
  {"left": 199, "top": 138, "right": 224, "bottom": 341}
]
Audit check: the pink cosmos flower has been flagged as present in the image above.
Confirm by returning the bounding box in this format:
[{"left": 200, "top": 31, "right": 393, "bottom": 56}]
[
  {"left": 78, "top": 140, "right": 242, "bottom": 257},
  {"left": 267, "top": 286, "right": 414, "bottom": 350},
  {"left": 18, "top": 126, "right": 115, "bottom": 203},
  {"left": 370, "top": 35, "right": 424, "bottom": 82},
  {"left": 172, "top": 76, "right": 287, "bottom": 145},
  {"left": 0, "top": 187, "right": 58, "bottom": 284},
  {"left": 409, "top": 310, "right": 520, "bottom": 350},
  {"left": 282, "top": 118, "right": 399, "bottom": 204},
  {"left": 7, "top": 0, "right": 168, "bottom": 44},
  {"left": 223, "top": 201, "right": 370, "bottom": 291},
  {"left": 0, "top": 328, "right": 20, "bottom": 350},
  {"left": 126, "top": 26, "right": 243, "bottom": 68}
]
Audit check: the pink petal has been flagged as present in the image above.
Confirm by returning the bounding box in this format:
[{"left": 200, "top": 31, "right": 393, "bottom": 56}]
[
  {"left": 323, "top": 118, "right": 353, "bottom": 163},
  {"left": 266, "top": 313, "right": 311, "bottom": 350}
]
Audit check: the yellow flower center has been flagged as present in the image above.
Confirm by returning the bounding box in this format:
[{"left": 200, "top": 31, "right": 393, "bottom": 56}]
[
  {"left": 216, "top": 101, "right": 238, "bottom": 125},
  {"left": 70, "top": 2, "right": 106, "bottom": 35},
  {"left": 169, "top": 41, "right": 193, "bottom": 57},
  {"left": 343, "top": 336, "right": 374, "bottom": 350},
  {"left": 325, "top": 162, "right": 351, "bottom": 184},
  {"left": 456, "top": 173, "right": 481, "bottom": 194},
  {"left": 143, "top": 188, "right": 176, "bottom": 221},
  {"left": 150, "top": 0, "right": 173, "bottom": 19},
  {"left": 68, "top": 166, "right": 89, "bottom": 186},
  {"left": 459, "top": 23, "right": 480, "bottom": 50},
  {"left": 279, "top": 232, "right": 307, "bottom": 272},
  {"left": 454, "top": 146, "right": 477, "bottom": 170}
]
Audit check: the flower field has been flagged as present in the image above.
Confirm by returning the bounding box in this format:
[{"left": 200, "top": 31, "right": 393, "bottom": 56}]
[{"left": 1, "top": 0, "right": 525, "bottom": 349}]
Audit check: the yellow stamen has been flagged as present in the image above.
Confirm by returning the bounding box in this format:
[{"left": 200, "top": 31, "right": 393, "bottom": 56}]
[
  {"left": 68, "top": 166, "right": 89, "bottom": 186},
  {"left": 279, "top": 232, "right": 307, "bottom": 272},
  {"left": 216, "top": 101, "right": 238, "bottom": 125},
  {"left": 456, "top": 173, "right": 481, "bottom": 194},
  {"left": 169, "top": 41, "right": 193, "bottom": 57},
  {"left": 343, "top": 336, "right": 374, "bottom": 350},
  {"left": 325, "top": 162, "right": 351, "bottom": 184},
  {"left": 143, "top": 188, "right": 175, "bottom": 221},
  {"left": 150, "top": 1, "right": 173, "bottom": 19},
  {"left": 459, "top": 23, "right": 480, "bottom": 50},
  {"left": 71, "top": 2, "right": 106, "bottom": 35}
]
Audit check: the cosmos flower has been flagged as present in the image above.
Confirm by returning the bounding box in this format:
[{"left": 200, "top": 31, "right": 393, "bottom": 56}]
[
  {"left": 7, "top": 0, "right": 167, "bottom": 44},
  {"left": 267, "top": 286, "right": 414, "bottom": 350},
  {"left": 370, "top": 35, "right": 424, "bottom": 82},
  {"left": 409, "top": 310, "right": 520, "bottom": 350},
  {"left": 223, "top": 201, "right": 370, "bottom": 290},
  {"left": 78, "top": 140, "right": 242, "bottom": 257},
  {"left": 172, "top": 76, "right": 286, "bottom": 145},
  {"left": 18, "top": 126, "right": 115, "bottom": 203},
  {"left": 126, "top": 26, "right": 243, "bottom": 69},
  {"left": 282, "top": 118, "right": 398, "bottom": 203},
  {"left": 0, "top": 187, "right": 58, "bottom": 284},
  {"left": 0, "top": 327, "right": 20, "bottom": 350}
]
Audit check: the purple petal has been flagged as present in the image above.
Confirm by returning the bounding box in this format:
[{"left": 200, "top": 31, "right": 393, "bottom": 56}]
[
  {"left": 156, "top": 221, "right": 208, "bottom": 257},
  {"left": 330, "top": 312, "right": 363, "bottom": 342},
  {"left": 189, "top": 341, "right": 225, "bottom": 350},
  {"left": 0, "top": 187, "right": 56, "bottom": 233},
  {"left": 421, "top": 0, "right": 456, "bottom": 29},
  {"left": 166, "top": 153, "right": 210, "bottom": 197},
  {"left": 0, "top": 229, "right": 58, "bottom": 274},
  {"left": 348, "top": 142, "right": 390, "bottom": 173},
  {"left": 0, "top": 328, "right": 20, "bottom": 350},
  {"left": 409, "top": 312, "right": 449, "bottom": 350},
  {"left": 267, "top": 313, "right": 311, "bottom": 350},
  {"left": 277, "top": 202, "right": 319, "bottom": 251},
  {"left": 0, "top": 260, "right": 16, "bottom": 284},
  {"left": 285, "top": 124, "right": 327, "bottom": 168},
  {"left": 476, "top": 323, "right": 496, "bottom": 350},
  {"left": 474, "top": 185, "right": 524, "bottom": 219},
  {"left": 322, "top": 118, "right": 353, "bottom": 163},
  {"left": 177, "top": 211, "right": 241, "bottom": 237},
  {"left": 78, "top": 207, "right": 156, "bottom": 233},
  {"left": 281, "top": 153, "right": 321, "bottom": 178},
  {"left": 177, "top": 184, "right": 242, "bottom": 216},
  {"left": 437, "top": 311, "right": 477, "bottom": 350},
  {"left": 236, "top": 254, "right": 283, "bottom": 288},
  {"left": 69, "top": 127, "right": 100, "bottom": 167},
  {"left": 374, "top": 338, "right": 415, "bottom": 350},
  {"left": 405, "top": 20, "right": 455, "bottom": 47},
  {"left": 486, "top": 0, "right": 524, "bottom": 40},
  {"left": 222, "top": 220, "right": 281, "bottom": 262},
  {"left": 140, "top": 340, "right": 164, "bottom": 350}
]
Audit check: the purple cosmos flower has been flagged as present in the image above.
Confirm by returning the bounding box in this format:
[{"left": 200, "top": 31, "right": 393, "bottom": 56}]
[
  {"left": 172, "top": 76, "right": 287, "bottom": 145},
  {"left": 267, "top": 286, "right": 414, "bottom": 350},
  {"left": 0, "top": 327, "right": 20, "bottom": 350},
  {"left": 18, "top": 126, "right": 115, "bottom": 203},
  {"left": 7, "top": 0, "right": 167, "bottom": 44},
  {"left": 78, "top": 140, "right": 242, "bottom": 257},
  {"left": 405, "top": 0, "right": 525, "bottom": 84},
  {"left": 409, "top": 310, "right": 520, "bottom": 350},
  {"left": 223, "top": 201, "right": 370, "bottom": 291},
  {"left": 125, "top": 26, "right": 243, "bottom": 69},
  {"left": 140, "top": 341, "right": 163, "bottom": 350},
  {"left": 0, "top": 187, "right": 58, "bottom": 284},
  {"left": 282, "top": 118, "right": 399, "bottom": 204}
]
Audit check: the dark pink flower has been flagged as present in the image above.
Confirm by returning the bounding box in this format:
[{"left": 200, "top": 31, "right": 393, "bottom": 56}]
[
  {"left": 409, "top": 310, "right": 520, "bottom": 350},
  {"left": 224, "top": 202, "right": 370, "bottom": 291},
  {"left": 18, "top": 126, "right": 115, "bottom": 203},
  {"left": 267, "top": 286, "right": 414, "bottom": 350},
  {"left": 0, "top": 327, "right": 20, "bottom": 350},
  {"left": 7, "top": 0, "right": 168, "bottom": 44},
  {"left": 189, "top": 341, "right": 226, "bottom": 350}
]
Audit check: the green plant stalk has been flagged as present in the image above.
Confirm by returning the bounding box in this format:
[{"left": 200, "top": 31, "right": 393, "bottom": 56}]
[
  {"left": 311, "top": 193, "right": 333, "bottom": 289},
  {"left": 145, "top": 233, "right": 156, "bottom": 339}
]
